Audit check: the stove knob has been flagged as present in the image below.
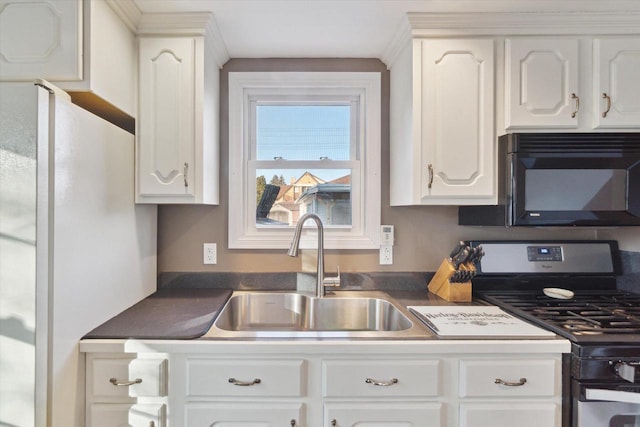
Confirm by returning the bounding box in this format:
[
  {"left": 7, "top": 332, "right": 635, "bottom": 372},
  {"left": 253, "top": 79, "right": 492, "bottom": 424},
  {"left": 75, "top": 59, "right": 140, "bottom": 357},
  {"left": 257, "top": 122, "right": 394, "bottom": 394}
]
[{"left": 613, "top": 362, "right": 636, "bottom": 383}]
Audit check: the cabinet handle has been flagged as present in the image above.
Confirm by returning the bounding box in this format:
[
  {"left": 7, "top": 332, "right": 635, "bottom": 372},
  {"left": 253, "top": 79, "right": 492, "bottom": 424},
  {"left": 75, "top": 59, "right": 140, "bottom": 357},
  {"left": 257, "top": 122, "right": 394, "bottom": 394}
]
[
  {"left": 427, "top": 164, "right": 434, "bottom": 189},
  {"left": 602, "top": 93, "right": 612, "bottom": 118},
  {"left": 495, "top": 377, "right": 527, "bottom": 387},
  {"left": 365, "top": 377, "right": 398, "bottom": 386},
  {"left": 183, "top": 162, "right": 189, "bottom": 187},
  {"left": 228, "top": 377, "right": 261, "bottom": 386},
  {"left": 109, "top": 377, "right": 142, "bottom": 387},
  {"left": 570, "top": 93, "right": 580, "bottom": 118}
]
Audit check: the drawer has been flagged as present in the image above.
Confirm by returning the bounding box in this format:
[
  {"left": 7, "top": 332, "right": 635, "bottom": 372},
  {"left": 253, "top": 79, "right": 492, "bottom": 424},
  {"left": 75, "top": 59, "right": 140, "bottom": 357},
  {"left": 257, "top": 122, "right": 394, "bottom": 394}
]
[
  {"left": 89, "top": 355, "right": 168, "bottom": 399},
  {"left": 459, "top": 359, "right": 557, "bottom": 397},
  {"left": 186, "top": 358, "right": 306, "bottom": 397},
  {"left": 323, "top": 359, "right": 440, "bottom": 398}
]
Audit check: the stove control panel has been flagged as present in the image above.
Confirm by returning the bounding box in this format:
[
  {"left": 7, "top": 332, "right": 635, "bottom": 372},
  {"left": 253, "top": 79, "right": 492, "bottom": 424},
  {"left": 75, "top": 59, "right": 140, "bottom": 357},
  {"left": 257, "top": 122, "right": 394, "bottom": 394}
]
[{"left": 527, "top": 246, "right": 563, "bottom": 262}]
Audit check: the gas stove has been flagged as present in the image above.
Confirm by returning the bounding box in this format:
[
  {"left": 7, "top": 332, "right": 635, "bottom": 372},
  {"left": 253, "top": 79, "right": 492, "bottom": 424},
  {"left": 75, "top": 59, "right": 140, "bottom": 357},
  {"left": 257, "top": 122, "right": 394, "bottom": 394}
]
[{"left": 469, "top": 240, "right": 640, "bottom": 427}]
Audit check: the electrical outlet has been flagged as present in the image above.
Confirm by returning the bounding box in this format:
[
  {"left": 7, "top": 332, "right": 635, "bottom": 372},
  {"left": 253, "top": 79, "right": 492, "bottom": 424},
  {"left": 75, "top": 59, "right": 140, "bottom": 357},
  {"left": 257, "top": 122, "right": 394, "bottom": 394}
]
[
  {"left": 203, "top": 243, "right": 217, "bottom": 264},
  {"left": 379, "top": 245, "right": 393, "bottom": 265}
]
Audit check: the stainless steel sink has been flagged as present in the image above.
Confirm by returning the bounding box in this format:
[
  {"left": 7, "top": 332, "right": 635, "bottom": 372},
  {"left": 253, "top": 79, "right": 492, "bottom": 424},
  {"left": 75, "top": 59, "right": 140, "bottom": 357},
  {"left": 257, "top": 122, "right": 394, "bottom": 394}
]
[{"left": 203, "top": 291, "right": 433, "bottom": 339}]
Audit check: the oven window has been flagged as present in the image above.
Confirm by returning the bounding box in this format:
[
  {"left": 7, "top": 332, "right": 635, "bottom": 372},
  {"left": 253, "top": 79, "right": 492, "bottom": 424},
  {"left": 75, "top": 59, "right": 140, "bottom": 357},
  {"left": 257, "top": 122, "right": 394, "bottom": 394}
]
[
  {"left": 525, "top": 169, "right": 627, "bottom": 211},
  {"left": 609, "top": 415, "right": 640, "bottom": 427}
]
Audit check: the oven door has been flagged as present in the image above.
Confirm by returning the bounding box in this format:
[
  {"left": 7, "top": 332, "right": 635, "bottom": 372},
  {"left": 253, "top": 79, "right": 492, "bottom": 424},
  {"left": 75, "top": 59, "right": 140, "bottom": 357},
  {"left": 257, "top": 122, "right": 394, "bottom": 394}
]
[{"left": 575, "top": 383, "right": 640, "bottom": 427}]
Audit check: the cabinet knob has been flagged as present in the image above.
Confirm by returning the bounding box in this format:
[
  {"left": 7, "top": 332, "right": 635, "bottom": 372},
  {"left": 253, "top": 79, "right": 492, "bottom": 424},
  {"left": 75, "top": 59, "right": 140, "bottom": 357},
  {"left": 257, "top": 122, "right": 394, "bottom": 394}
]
[
  {"left": 602, "top": 93, "right": 612, "bottom": 118},
  {"left": 290, "top": 419, "right": 296, "bottom": 426},
  {"left": 331, "top": 420, "right": 337, "bottom": 426},
  {"left": 495, "top": 377, "right": 527, "bottom": 387},
  {"left": 570, "top": 93, "right": 580, "bottom": 118}
]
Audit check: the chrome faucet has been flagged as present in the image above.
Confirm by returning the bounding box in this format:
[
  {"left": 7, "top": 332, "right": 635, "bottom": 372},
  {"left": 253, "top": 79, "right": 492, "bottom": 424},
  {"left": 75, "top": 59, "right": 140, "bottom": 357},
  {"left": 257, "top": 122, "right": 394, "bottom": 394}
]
[{"left": 287, "top": 213, "right": 340, "bottom": 297}]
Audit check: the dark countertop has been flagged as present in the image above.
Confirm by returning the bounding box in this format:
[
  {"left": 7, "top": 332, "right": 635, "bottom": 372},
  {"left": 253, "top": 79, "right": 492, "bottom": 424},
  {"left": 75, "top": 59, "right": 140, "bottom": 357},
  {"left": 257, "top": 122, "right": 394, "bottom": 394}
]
[
  {"left": 83, "top": 272, "right": 476, "bottom": 340},
  {"left": 83, "top": 288, "right": 233, "bottom": 340}
]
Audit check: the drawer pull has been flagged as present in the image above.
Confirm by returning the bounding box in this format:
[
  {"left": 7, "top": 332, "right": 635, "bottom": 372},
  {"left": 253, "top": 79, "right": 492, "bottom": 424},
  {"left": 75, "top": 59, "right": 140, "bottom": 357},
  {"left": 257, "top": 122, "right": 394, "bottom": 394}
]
[
  {"left": 365, "top": 377, "right": 398, "bottom": 386},
  {"left": 109, "top": 377, "right": 142, "bottom": 387},
  {"left": 228, "top": 377, "right": 261, "bottom": 386},
  {"left": 495, "top": 377, "right": 527, "bottom": 387}
]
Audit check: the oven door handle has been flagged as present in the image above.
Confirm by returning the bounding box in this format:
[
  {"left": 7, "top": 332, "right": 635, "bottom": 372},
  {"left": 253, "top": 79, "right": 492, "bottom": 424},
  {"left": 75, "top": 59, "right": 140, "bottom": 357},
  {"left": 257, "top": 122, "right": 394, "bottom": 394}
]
[{"left": 585, "top": 388, "right": 640, "bottom": 405}]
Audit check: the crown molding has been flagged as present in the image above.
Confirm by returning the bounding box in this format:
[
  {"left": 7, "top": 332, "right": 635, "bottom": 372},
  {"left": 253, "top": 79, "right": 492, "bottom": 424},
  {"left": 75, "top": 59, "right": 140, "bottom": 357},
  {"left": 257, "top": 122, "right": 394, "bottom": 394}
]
[
  {"left": 382, "top": 11, "right": 640, "bottom": 67},
  {"left": 105, "top": 0, "right": 141, "bottom": 33},
  {"left": 137, "top": 12, "right": 230, "bottom": 68}
]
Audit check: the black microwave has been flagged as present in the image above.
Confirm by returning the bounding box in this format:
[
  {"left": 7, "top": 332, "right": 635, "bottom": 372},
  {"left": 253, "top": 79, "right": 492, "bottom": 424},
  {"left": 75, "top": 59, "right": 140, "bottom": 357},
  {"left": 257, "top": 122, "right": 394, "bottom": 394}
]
[{"left": 459, "top": 133, "right": 640, "bottom": 227}]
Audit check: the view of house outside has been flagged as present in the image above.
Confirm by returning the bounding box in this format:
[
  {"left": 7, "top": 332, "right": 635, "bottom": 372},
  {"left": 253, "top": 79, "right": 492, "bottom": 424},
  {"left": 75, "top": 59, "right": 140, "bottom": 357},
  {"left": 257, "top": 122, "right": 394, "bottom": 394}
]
[{"left": 255, "top": 105, "right": 353, "bottom": 226}]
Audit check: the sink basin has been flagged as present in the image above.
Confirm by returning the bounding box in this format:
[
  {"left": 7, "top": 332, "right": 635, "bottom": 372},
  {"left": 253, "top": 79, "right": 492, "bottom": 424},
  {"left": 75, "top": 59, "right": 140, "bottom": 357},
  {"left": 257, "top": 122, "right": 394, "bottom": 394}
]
[{"left": 203, "top": 291, "right": 433, "bottom": 339}]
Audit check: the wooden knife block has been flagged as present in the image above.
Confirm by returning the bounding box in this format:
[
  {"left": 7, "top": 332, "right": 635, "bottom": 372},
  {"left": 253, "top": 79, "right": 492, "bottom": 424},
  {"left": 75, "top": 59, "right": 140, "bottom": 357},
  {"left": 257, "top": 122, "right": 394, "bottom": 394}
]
[{"left": 427, "top": 258, "right": 473, "bottom": 302}]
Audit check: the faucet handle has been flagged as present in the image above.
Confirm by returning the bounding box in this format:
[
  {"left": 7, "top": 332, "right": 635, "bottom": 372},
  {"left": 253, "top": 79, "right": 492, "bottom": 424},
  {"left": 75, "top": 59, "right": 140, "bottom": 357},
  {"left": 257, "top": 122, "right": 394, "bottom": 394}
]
[{"left": 323, "top": 266, "right": 341, "bottom": 288}]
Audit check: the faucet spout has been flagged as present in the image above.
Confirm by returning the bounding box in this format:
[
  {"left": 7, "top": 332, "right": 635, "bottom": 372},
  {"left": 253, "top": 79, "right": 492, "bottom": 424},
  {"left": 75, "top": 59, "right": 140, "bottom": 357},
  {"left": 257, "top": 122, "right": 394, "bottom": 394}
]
[{"left": 287, "top": 213, "right": 325, "bottom": 297}]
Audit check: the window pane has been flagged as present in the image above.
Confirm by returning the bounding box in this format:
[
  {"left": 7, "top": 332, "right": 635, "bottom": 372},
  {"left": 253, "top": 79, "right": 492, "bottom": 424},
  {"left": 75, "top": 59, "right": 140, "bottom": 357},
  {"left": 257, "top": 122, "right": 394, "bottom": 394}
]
[
  {"left": 256, "top": 169, "right": 352, "bottom": 226},
  {"left": 256, "top": 105, "right": 351, "bottom": 160}
]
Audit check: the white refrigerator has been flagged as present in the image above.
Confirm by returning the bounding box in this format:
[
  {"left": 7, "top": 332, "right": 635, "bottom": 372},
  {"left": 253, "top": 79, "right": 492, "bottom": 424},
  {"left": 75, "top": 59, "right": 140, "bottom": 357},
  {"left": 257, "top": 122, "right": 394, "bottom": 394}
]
[{"left": 0, "top": 81, "right": 157, "bottom": 427}]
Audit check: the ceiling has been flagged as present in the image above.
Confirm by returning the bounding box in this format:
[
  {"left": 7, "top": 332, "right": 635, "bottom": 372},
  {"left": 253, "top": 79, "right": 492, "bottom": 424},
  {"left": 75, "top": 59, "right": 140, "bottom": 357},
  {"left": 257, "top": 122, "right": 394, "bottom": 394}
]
[{"left": 131, "top": 0, "right": 640, "bottom": 60}]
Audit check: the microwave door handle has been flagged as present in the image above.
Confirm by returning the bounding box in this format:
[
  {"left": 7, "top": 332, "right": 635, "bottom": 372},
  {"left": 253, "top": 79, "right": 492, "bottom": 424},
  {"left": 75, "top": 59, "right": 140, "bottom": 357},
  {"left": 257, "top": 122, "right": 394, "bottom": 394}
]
[{"left": 585, "top": 388, "right": 640, "bottom": 405}]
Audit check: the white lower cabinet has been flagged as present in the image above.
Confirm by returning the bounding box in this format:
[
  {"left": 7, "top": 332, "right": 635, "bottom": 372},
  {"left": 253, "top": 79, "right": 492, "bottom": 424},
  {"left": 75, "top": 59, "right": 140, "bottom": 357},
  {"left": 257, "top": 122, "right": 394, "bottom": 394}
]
[
  {"left": 89, "top": 403, "right": 166, "bottom": 427},
  {"left": 325, "top": 402, "right": 443, "bottom": 427},
  {"left": 459, "top": 403, "right": 559, "bottom": 427},
  {"left": 185, "top": 402, "right": 305, "bottom": 426},
  {"left": 458, "top": 358, "right": 562, "bottom": 427},
  {"left": 81, "top": 341, "right": 569, "bottom": 427},
  {"left": 85, "top": 353, "right": 168, "bottom": 427}
]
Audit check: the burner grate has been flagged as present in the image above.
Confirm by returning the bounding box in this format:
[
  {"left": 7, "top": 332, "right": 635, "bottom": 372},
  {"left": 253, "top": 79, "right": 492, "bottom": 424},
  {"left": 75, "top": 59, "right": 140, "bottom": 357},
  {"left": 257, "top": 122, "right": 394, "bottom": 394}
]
[{"left": 480, "top": 291, "right": 640, "bottom": 340}]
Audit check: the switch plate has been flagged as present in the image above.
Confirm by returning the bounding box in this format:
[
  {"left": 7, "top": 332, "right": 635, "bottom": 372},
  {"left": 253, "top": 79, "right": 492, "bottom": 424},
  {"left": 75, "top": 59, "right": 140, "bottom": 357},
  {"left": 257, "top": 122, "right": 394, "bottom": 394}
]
[
  {"left": 204, "top": 243, "right": 217, "bottom": 264},
  {"left": 380, "top": 245, "right": 393, "bottom": 265}
]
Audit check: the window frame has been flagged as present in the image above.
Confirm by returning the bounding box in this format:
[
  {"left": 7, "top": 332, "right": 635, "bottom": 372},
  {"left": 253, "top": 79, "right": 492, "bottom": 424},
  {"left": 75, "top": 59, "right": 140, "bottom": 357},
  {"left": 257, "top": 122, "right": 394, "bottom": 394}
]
[{"left": 228, "top": 71, "right": 381, "bottom": 249}]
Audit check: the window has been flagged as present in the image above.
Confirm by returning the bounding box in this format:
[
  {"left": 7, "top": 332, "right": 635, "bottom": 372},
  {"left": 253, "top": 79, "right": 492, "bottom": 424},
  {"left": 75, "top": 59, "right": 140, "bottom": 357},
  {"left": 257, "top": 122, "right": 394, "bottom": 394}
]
[{"left": 228, "top": 72, "right": 381, "bottom": 249}]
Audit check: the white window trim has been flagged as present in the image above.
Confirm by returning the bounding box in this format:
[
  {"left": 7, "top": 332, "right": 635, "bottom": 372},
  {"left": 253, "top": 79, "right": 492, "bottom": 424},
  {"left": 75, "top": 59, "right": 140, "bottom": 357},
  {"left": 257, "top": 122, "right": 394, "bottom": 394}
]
[{"left": 228, "top": 71, "right": 381, "bottom": 249}]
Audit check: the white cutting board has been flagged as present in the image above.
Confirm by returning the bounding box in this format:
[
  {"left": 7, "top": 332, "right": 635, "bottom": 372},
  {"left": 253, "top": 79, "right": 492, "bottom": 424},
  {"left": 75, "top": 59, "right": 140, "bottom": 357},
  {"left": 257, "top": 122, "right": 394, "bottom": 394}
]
[{"left": 408, "top": 305, "right": 556, "bottom": 338}]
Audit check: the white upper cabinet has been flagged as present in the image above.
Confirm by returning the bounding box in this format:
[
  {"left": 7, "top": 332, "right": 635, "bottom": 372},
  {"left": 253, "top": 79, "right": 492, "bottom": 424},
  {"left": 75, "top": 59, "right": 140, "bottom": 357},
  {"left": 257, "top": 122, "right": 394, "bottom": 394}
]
[
  {"left": 505, "top": 38, "right": 580, "bottom": 129},
  {"left": 389, "top": 37, "right": 496, "bottom": 206},
  {"left": 0, "top": 0, "right": 137, "bottom": 121},
  {"left": 593, "top": 38, "right": 640, "bottom": 128},
  {"left": 505, "top": 36, "right": 640, "bottom": 131},
  {"left": 0, "top": 0, "right": 81, "bottom": 80},
  {"left": 136, "top": 13, "right": 228, "bottom": 204}
]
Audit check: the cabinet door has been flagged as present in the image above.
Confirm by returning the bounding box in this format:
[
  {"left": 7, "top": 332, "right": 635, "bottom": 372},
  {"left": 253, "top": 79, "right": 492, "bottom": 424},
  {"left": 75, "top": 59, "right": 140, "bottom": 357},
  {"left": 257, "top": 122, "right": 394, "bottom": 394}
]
[
  {"left": 505, "top": 38, "right": 579, "bottom": 128},
  {"left": 325, "top": 402, "right": 443, "bottom": 427},
  {"left": 185, "top": 403, "right": 304, "bottom": 426},
  {"left": 0, "top": 0, "right": 82, "bottom": 80},
  {"left": 593, "top": 38, "right": 640, "bottom": 128},
  {"left": 89, "top": 403, "right": 166, "bottom": 427},
  {"left": 460, "top": 402, "right": 559, "bottom": 427},
  {"left": 420, "top": 39, "right": 495, "bottom": 203},
  {"left": 138, "top": 37, "right": 195, "bottom": 199}
]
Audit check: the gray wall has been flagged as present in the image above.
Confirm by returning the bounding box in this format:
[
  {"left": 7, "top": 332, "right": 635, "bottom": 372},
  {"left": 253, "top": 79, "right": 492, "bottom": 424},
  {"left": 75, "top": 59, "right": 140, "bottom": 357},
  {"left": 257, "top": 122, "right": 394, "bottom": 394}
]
[{"left": 157, "top": 58, "right": 640, "bottom": 274}]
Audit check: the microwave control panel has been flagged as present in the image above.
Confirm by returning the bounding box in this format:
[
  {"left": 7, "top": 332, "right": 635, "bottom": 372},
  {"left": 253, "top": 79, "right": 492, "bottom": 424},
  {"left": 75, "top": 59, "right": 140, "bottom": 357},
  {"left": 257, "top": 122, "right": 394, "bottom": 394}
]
[{"left": 527, "top": 246, "right": 563, "bottom": 262}]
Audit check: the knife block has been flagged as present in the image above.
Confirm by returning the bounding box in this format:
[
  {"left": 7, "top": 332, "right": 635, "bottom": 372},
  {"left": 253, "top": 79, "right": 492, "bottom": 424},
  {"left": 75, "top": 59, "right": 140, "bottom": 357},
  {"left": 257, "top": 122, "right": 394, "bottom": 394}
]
[{"left": 427, "top": 258, "right": 473, "bottom": 302}]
